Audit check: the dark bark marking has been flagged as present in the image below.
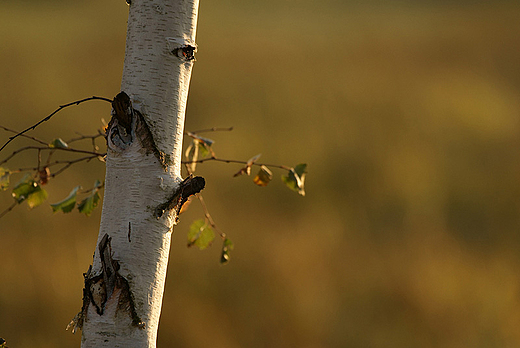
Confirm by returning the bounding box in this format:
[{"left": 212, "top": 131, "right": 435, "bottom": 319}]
[
  {"left": 67, "top": 233, "right": 145, "bottom": 333},
  {"left": 106, "top": 91, "right": 169, "bottom": 170},
  {"left": 171, "top": 45, "right": 197, "bottom": 61},
  {"left": 111, "top": 92, "right": 133, "bottom": 136},
  {"left": 134, "top": 109, "right": 169, "bottom": 170},
  {"left": 154, "top": 175, "right": 205, "bottom": 220}
]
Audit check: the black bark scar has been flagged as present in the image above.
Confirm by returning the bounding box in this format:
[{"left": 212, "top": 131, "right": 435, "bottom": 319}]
[
  {"left": 106, "top": 91, "right": 170, "bottom": 170},
  {"left": 154, "top": 175, "right": 205, "bottom": 220},
  {"left": 67, "top": 233, "right": 145, "bottom": 333}
]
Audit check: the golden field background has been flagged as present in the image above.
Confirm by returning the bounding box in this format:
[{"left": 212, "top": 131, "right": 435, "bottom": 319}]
[{"left": 1, "top": 1, "right": 520, "bottom": 347}]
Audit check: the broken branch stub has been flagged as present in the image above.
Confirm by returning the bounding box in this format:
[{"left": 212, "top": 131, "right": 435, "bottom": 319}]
[{"left": 154, "top": 175, "right": 205, "bottom": 220}]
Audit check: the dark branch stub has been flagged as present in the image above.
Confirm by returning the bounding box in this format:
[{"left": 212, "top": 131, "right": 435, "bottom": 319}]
[{"left": 154, "top": 175, "right": 205, "bottom": 220}]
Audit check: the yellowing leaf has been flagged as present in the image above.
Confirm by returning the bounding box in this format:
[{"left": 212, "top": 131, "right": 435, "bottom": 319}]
[
  {"left": 26, "top": 186, "right": 48, "bottom": 209},
  {"left": 253, "top": 165, "right": 272, "bottom": 186},
  {"left": 51, "top": 186, "right": 80, "bottom": 213},
  {"left": 0, "top": 167, "right": 10, "bottom": 190},
  {"left": 187, "top": 219, "right": 215, "bottom": 250}
]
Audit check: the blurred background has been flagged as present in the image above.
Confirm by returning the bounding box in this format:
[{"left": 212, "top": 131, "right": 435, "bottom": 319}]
[{"left": 1, "top": 0, "right": 520, "bottom": 347}]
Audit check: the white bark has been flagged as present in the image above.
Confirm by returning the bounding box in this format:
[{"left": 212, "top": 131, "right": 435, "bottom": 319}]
[{"left": 80, "top": 1, "right": 199, "bottom": 347}]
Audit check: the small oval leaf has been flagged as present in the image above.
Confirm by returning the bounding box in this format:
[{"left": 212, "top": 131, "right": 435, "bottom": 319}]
[{"left": 187, "top": 219, "right": 215, "bottom": 250}]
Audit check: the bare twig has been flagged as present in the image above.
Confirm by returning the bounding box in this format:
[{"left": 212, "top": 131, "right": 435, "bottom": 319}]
[
  {"left": 0, "top": 146, "right": 104, "bottom": 166},
  {"left": 13, "top": 155, "right": 101, "bottom": 173},
  {"left": 188, "top": 126, "right": 234, "bottom": 134},
  {"left": 0, "top": 125, "right": 48, "bottom": 146},
  {"left": 0, "top": 96, "right": 112, "bottom": 153},
  {"left": 0, "top": 201, "right": 17, "bottom": 219},
  {"left": 184, "top": 163, "right": 225, "bottom": 240},
  {"left": 196, "top": 192, "right": 226, "bottom": 240},
  {"left": 51, "top": 155, "right": 102, "bottom": 178},
  {"left": 182, "top": 156, "right": 290, "bottom": 171},
  {"left": 67, "top": 131, "right": 104, "bottom": 144}
]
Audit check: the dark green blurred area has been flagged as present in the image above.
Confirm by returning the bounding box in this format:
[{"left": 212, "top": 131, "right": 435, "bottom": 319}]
[{"left": 2, "top": 1, "right": 520, "bottom": 347}]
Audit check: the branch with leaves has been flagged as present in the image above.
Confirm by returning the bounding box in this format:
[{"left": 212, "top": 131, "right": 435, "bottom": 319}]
[
  {"left": 0, "top": 95, "right": 307, "bottom": 264},
  {"left": 0, "top": 122, "right": 107, "bottom": 218}
]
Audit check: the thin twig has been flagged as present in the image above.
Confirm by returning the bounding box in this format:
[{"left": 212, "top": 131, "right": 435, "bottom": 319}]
[
  {"left": 0, "top": 201, "right": 17, "bottom": 219},
  {"left": 182, "top": 156, "right": 290, "bottom": 171},
  {"left": 0, "top": 146, "right": 104, "bottom": 166},
  {"left": 51, "top": 155, "right": 102, "bottom": 178},
  {"left": 184, "top": 163, "right": 225, "bottom": 240},
  {"left": 0, "top": 125, "right": 48, "bottom": 146},
  {"left": 14, "top": 155, "right": 101, "bottom": 173},
  {"left": 188, "top": 126, "right": 233, "bottom": 134},
  {"left": 67, "top": 131, "right": 104, "bottom": 144},
  {"left": 197, "top": 192, "right": 225, "bottom": 240},
  {"left": 0, "top": 96, "right": 112, "bottom": 153}
]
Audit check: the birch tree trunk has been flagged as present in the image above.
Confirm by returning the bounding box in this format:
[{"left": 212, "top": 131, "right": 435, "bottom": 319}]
[{"left": 73, "top": 1, "right": 200, "bottom": 346}]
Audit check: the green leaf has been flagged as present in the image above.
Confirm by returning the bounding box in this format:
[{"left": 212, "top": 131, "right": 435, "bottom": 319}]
[
  {"left": 0, "top": 167, "right": 10, "bottom": 190},
  {"left": 49, "top": 138, "right": 69, "bottom": 149},
  {"left": 282, "top": 163, "right": 307, "bottom": 196},
  {"left": 51, "top": 186, "right": 80, "bottom": 213},
  {"left": 26, "top": 185, "right": 48, "bottom": 209},
  {"left": 197, "top": 140, "right": 210, "bottom": 158},
  {"left": 187, "top": 219, "right": 215, "bottom": 250},
  {"left": 12, "top": 174, "right": 39, "bottom": 203},
  {"left": 253, "top": 165, "right": 272, "bottom": 186},
  {"left": 220, "top": 238, "right": 234, "bottom": 265},
  {"left": 77, "top": 180, "right": 102, "bottom": 216}
]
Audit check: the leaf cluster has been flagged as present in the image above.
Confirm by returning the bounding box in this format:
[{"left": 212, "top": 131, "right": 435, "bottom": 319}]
[
  {"left": 182, "top": 130, "right": 307, "bottom": 264},
  {"left": 0, "top": 132, "right": 105, "bottom": 218}
]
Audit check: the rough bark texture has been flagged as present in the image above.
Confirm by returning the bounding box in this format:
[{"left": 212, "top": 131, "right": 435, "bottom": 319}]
[{"left": 77, "top": 1, "right": 199, "bottom": 347}]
